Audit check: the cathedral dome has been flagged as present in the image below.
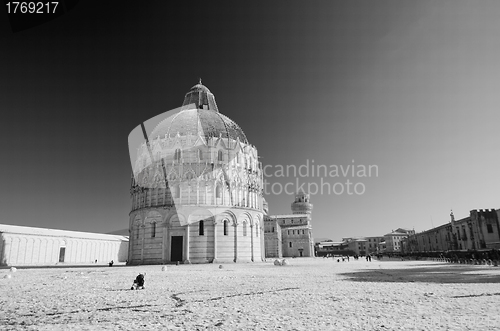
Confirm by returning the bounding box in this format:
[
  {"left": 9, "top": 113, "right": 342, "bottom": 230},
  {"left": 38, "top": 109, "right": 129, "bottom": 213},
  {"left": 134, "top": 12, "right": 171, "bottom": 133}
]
[{"left": 149, "top": 82, "right": 248, "bottom": 144}]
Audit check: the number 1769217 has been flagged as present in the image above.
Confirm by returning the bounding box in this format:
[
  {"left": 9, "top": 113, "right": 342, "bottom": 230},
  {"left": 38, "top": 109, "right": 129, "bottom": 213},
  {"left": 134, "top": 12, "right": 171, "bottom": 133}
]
[{"left": 6, "top": 2, "right": 59, "bottom": 14}]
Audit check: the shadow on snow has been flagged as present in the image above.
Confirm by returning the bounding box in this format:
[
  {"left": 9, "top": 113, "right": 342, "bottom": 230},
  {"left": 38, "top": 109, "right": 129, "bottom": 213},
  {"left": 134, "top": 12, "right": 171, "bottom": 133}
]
[{"left": 340, "top": 265, "right": 500, "bottom": 284}]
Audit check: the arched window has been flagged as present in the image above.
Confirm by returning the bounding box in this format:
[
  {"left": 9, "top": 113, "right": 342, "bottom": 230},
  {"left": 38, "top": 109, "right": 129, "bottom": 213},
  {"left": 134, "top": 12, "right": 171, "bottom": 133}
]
[
  {"left": 216, "top": 184, "right": 221, "bottom": 198},
  {"left": 243, "top": 221, "right": 247, "bottom": 236},
  {"left": 174, "top": 149, "right": 182, "bottom": 161},
  {"left": 256, "top": 224, "right": 259, "bottom": 237},
  {"left": 223, "top": 220, "right": 228, "bottom": 236},
  {"left": 217, "top": 150, "right": 223, "bottom": 162},
  {"left": 151, "top": 222, "right": 156, "bottom": 238},
  {"left": 198, "top": 149, "right": 203, "bottom": 160},
  {"left": 199, "top": 220, "right": 204, "bottom": 236}
]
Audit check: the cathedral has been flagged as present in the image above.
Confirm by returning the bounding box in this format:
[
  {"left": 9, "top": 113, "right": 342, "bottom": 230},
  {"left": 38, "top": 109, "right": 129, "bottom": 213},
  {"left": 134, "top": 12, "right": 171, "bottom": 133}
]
[
  {"left": 263, "top": 191, "right": 315, "bottom": 258},
  {"left": 128, "top": 82, "right": 265, "bottom": 264}
]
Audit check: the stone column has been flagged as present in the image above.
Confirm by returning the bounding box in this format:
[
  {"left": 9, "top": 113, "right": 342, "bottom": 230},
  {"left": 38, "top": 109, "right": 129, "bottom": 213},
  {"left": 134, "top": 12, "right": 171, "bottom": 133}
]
[
  {"left": 261, "top": 225, "right": 266, "bottom": 261},
  {"left": 233, "top": 220, "right": 239, "bottom": 263},
  {"left": 141, "top": 224, "right": 145, "bottom": 264},
  {"left": 212, "top": 219, "right": 218, "bottom": 263},
  {"left": 184, "top": 223, "right": 191, "bottom": 264},
  {"left": 162, "top": 223, "right": 167, "bottom": 263},
  {"left": 250, "top": 223, "right": 254, "bottom": 262},
  {"left": 127, "top": 226, "right": 133, "bottom": 265}
]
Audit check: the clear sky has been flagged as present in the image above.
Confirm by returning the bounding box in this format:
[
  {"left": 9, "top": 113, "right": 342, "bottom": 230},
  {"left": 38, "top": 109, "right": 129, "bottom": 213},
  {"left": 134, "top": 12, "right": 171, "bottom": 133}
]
[{"left": 1, "top": 1, "right": 499, "bottom": 240}]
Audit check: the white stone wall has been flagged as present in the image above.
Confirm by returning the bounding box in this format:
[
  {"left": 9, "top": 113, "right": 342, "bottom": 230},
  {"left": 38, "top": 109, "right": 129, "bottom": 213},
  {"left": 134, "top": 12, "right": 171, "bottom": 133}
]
[
  {"left": 0, "top": 232, "right": 128, "bottom": 266},
  {"left": 128, "top": 209, "right": 264, "bottom": 264},
  {"left": 189, "top": 221, "right": 215, "bottom": 263},
  {"left": 216, "top": 220, "right": 235, "bottom": 262},
  {"left": 282, "top": 229, "right": 314, "bottom": 257},
  {"left": 129, "top": 134, "right": 266, "bottom": 265}
]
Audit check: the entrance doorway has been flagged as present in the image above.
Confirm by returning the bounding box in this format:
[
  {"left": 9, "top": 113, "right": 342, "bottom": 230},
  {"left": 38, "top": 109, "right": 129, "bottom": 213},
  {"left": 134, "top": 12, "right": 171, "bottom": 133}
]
[
  {"left": 59, "top": 247, "right": 66, "bottom": 262},
  {"left": 171, "top": 236, "right": 183, "bottom": 262}
]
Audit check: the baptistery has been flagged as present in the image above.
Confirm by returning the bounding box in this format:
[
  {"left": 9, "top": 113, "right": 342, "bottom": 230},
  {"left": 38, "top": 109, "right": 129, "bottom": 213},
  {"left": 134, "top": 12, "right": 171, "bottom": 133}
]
[{"left": 128, "top": 81, "right": 265, "bottom": 264}]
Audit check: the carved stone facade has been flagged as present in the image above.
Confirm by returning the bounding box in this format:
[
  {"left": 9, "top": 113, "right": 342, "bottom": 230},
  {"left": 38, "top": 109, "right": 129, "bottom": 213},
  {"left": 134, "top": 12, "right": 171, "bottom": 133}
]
[{"left": 128, "top": 82, "right": 265, "bottom": 264}]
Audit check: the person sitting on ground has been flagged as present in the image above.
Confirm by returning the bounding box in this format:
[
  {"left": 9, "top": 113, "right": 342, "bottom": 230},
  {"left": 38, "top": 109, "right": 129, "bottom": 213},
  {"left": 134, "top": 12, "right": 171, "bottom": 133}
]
[{"left": 131, "top": 273, "right": 146, "bottom": 290}]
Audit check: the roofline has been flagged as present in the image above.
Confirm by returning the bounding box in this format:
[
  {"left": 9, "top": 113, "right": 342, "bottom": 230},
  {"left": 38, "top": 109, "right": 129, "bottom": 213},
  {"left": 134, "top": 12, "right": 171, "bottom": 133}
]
[{"left": 0, "top": 224, "right": 129, "bottom": 241}]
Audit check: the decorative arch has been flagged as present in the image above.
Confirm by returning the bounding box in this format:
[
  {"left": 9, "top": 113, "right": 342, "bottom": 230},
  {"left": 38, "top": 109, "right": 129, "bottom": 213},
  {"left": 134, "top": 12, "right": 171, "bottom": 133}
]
[
  {"left": 184, "top": 170, "right": 196, "bottom": 181},
  {"left": 146, "top": 210, "right": 162, "bottom": 223},
  {"left": 187, "top": 208, "right": 214, "bottom": 225},
  {"left": 240, "top": 211, "right": 254, "bottom": 226},
  {"left": 254, "top": 214, "right": 261, "bottom": 237},
  {"left": 133, "top": 215, "right": 142, "bottom": 240},
  {"left": 133, "top": 214, "right": 143, "bottom": 226},
  {"left": 168, "top": 172, "right": 177, "bottom": 181},
  {"left": 168, "top": 213, "right": 187, "bottom": 227},
  {"left": 218, "top": 210, "right": 237, "bottom": 226},
  {"left": 255, "top": 214, "right": 262, "bottom": 226}
]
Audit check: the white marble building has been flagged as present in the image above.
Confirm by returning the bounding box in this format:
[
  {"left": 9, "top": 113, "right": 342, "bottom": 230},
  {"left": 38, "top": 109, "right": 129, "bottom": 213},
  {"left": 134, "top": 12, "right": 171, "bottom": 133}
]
[
  {"left": 0, "top": 224, "right": 128, "bottom": 266},
  {"left": 128, "top": 82, "right": 265, "bottom": 264}
]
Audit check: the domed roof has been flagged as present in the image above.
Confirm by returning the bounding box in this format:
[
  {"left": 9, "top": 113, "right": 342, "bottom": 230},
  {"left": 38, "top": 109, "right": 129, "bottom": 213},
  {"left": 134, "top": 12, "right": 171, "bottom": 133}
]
[
  {"left": 150, "top": 82, "right": 248, "bottom": 144},
  {"left": 182, "top": 79, "right": 219, "bottom": 112},
  {"left": 189, "top": 82, "right": 211, "bottom": 93}
]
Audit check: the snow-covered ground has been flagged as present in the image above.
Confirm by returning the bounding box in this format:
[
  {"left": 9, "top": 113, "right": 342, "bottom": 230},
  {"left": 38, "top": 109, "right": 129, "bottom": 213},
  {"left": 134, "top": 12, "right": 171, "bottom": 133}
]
[{"left": 1, "top": 258, "right": 500, "bottom": 330}]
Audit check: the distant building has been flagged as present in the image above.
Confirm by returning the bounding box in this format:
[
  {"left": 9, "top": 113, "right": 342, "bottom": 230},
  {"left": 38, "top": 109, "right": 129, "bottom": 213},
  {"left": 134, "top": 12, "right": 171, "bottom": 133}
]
[
  {"left": 315, "top": 241, "right": 349, "bottom": 256},
  {"left": 401, "top": 209, "right": 500, "bottom": 254},
  {"left": 383, "top": 232, "right": 408, "bottom": 253},
  {"left": 342, "top": 236, "right": 385, "bottom": 255},
  {"left": 378, "top": 241, "right": 387, "bottom": 253},
  {"left": 380, "top": 228, "right": 414, "bottom": 253},
  {"left": 264, "top": 191, "right": 315, "bottom": 258},
  {"left": 0, "top": 224, "right": 128, "bottom": 266},
  {"left": 365, "top": 236, "right": 385, "bottom": 254},
  {"left": 346, "top": 238, "right": 367, "bottom": 255},
  {"left": 394, "top": 228, "right": 416, "bottom": 236}
]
